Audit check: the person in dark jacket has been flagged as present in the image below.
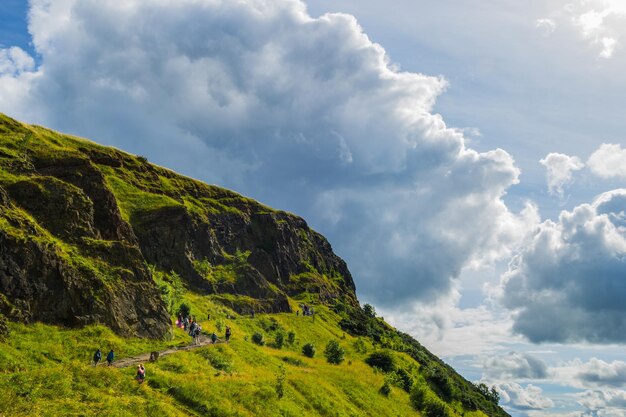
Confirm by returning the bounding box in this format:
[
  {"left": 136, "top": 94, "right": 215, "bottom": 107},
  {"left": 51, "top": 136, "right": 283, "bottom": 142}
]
[
  {"left": 93, "top": 349, "right": 102, "bottom": 366},
  {"left": 106, "top": 349, "right": 114, "bottom": 366}
]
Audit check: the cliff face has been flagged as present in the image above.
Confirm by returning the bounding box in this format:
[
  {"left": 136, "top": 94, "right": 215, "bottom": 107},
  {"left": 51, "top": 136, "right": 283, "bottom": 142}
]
[{"left": 0, "top": 114, "right": 356, "bottom": 337}]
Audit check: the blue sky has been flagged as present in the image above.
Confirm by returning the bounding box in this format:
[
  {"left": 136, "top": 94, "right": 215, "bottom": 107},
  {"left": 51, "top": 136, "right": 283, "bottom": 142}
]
[{"left": 2, "top": 1, "right": 626, "bottom": 415}]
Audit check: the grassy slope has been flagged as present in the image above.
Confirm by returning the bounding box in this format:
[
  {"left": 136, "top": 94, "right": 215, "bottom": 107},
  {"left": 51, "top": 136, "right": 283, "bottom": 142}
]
[{"left": 0, "top": 292, "right": 487, "bottom": 417}]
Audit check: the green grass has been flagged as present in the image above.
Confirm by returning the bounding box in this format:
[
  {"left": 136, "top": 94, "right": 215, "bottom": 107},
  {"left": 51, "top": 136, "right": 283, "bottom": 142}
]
[{"left": 0, "top": 292, "right": 493, "bottom": 417}]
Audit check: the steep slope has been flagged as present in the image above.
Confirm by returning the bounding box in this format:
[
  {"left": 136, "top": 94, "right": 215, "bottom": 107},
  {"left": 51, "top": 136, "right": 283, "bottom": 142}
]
[{"left": 0, "top": 113, "right": 509, "bottom": 417}]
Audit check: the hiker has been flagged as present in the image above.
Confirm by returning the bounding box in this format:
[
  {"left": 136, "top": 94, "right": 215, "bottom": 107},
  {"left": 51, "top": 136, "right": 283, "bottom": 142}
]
[
  {"left": 207, "top": 313, "right": 211, "bottom": 321},
  {"left": 177, "top": 313, "right": 183, "bottom": 327},
  {"left": 93, "top": 349, "right": 102, "bottom": 366},
  {"left": 106, "top": 349, "right": 115, "bottom": 366},
  {"left": 225, "top": 326, "right": 231, "bottom": 342},
  {"left": 136, "top": 364, "right": 146, "bottom": 383},
  {"left": 211, "top": 332, "right": 218, "bottom": 344},
  {"left": 183, "top": 316, "right": 189, "bottom": 331}
]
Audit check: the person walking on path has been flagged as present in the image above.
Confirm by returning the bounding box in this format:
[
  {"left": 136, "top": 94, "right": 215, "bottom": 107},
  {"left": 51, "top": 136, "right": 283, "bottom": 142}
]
[
  {"left": 93, "top": 349, "right": 102, "bottom": 366},
  {"left": 211, "top": 332, "right": 218, "bottom": 344},
  {"left": 225, "top": 326, "right": 231, "bottom": 342},
  {"left": 106, "top": 349, "right": 115, "bottom": 366},
  {"left": 136, "top": 364, "right": 146, "bottom": 383}
]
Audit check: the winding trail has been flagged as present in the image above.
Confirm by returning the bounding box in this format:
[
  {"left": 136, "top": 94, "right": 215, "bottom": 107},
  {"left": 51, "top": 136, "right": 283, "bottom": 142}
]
[{"left": 104, "top": 335, "right": 225, "bottom": 369}]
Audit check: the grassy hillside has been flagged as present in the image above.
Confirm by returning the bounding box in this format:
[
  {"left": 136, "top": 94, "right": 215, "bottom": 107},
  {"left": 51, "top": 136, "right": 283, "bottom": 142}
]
[
  {"left": 0, "top": 113, "right": 508, "bottom": 416},
  {"left": 0, "top": 291, "right": 493, "bottom": 417}
]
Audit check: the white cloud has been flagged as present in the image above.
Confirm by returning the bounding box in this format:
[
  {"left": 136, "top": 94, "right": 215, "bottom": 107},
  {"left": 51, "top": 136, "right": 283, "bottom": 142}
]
[
  {"left": 379, "top": 286, "right": 521, "bottom": 358},
  {"left": 483, "top": 351, "right": 549, "bottom": 381},
  {"left": 576, "top": 358, "right": 626, "bottom": 388},
  {"left": 556, "top": 0, "right": 626, "bottom": 59},
  {"left": 588, "top": 143, "right": 626, "bottom": 179},
  {"left": 501, "top": 189, "right": 626, "bottom": 343},
  {"left": 0, "top": 0, "right": 535, "bottom": 308},
  {"left": 497, "top": 382, "right": 554, "bottom": 410},
  {"left": 539, "top": 152, "right": 584, "bottom": 197},
  {"left": 536, "top": 18, "right": 556, "bottom": 36},
  {"left": 576, "top": 389, "right": 626, "bottom": 417},
  {"left": 0, "top": 47, "right": 35, "bottom": 76}
]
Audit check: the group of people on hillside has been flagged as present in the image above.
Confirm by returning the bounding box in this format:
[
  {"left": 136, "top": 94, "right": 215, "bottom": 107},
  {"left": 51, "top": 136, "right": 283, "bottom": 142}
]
[
  {"left": 92, "top": 311, "right": 236, "bottom": 383},
  {"left": 176, "top": 312, "right": 231, "bottom": 345},
  {"left": 93, "top": 349, "right": 115, "bottom": 367},
  {"left": 297, "top": 304, "right": 315, "bottom": 317}
]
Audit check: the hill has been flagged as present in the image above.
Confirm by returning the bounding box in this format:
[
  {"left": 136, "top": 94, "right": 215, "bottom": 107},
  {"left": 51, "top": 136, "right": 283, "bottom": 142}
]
[{"left": 0, "top": 113, "right": 509, "bottom": 417}]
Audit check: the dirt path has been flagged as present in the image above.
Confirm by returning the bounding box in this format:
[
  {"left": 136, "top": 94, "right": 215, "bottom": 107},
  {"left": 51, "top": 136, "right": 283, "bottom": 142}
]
[{"left": 104, "top": 335, "right": 225, "bottom": 369}]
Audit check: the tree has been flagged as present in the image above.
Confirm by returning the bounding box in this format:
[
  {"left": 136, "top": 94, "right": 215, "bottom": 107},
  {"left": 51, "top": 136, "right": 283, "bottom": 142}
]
[
  {"left": 324, "top": 340, "right": 345, "bottom": 365},
  {"left": 363, "top": 303, "right": 376, "bottom": 318}
]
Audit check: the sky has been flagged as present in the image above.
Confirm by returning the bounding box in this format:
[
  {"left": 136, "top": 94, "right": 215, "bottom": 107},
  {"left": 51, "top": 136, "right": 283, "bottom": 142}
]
[{"left": 1, "top": 1, "right": 626, "bottom": 415}]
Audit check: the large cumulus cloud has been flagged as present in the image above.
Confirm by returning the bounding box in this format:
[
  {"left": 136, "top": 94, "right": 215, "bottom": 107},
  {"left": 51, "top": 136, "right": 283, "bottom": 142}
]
[
  {"left": 0, "top": 0, "right": 531, "bottom": 306},
  {"left": 502, "top": 189, "right": 626, "bottom": 343}
]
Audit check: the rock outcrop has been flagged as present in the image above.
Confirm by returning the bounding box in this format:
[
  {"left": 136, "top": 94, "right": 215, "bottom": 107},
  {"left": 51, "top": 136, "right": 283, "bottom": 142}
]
[{"left": 0, "top": 114, "right": 357, "bottom": 337}]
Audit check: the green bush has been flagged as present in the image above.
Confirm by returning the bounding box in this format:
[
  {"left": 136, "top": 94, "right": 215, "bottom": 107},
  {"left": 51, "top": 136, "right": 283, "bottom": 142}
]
[
  {"left": 281, "top": 356, "right": 306, "bottom": 367},
  {"left": 410, "top": 385, "right": 427, "bottom": 410},
  {"left": 287, "top": 331, "right": 296, "bottom": 345},
  {"left": 423, "top": 399, "right": 450, "bottom": 417},
  {"left": 274, "top": 332, "right": 285, "bottom": 349},
  {"left": 365, "top": 350, "right": 395, "bottom": 373},
  {"left": 427, "top": 366, "right": 454, "bottom": 400},
  {"left": 302, "top": 343, "right": 316, "bottom": 358},
  {"left": 379, "top": 381, "right": 391, "bottom": 397},
  {"left": 177, "top": 303, "right": 191, "bottom": 319},
  {"left": 324, "top": 340, "right": 345, "bottom": 365},
  {"left": 252, "top": 332, "right": 265, "bottom": 346},
  {"left": 395, "top": 367, "right": 414, "bottom": 392}
]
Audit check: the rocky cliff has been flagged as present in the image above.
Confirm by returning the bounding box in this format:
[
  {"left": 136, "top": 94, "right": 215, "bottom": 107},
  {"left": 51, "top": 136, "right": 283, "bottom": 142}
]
[{"left": 0, "top": 114, "right": 356, "bottom": 338}]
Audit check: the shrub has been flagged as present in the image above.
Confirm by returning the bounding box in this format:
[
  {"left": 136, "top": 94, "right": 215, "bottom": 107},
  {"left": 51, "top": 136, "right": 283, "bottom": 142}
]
[
  {"left": 423, "top": 399, "right": 450, "bottom": 417},
  {"left": 365, "top": 350, "right": 395, "bottom": 373},
  {"left": 302, "top": 343, "right": 316, "bottom": 358},
  {"left": 379, "top": 381, "right": 391, "bottom": 397},
  {"left": 324, "top": 340, "right": 345, "bottom": 365},
  {"left": 252, "top": 332, "right": 265, "bottom": 346},
  {"left": 427, "top": 366, "right": 454, "bottom": 400},
  {"left": 352, "top": 338, "right": 368, "bottom": 353},
  {"left": 395, "top": 367, "right": 414, "bottom": 392},
  {"left": 274, "top": 332, "right": 285, "bottom": 349},
  {"left": 287, "top": 330, "right": 296, "bottom": 345},
  {"left": 410, "top": 385, "right": 427, "bottom": 410},
  {"left": 281, "top": 356, "right": 306, "bottom": 367},
  {"left": 177, "top": 303, "right": 191, "bottom": 319}
]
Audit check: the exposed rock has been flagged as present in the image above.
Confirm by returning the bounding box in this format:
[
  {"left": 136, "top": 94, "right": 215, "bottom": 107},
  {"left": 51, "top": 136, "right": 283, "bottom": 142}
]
[{"left": 0, "top": 113, "right": 357, "bottom": 337}]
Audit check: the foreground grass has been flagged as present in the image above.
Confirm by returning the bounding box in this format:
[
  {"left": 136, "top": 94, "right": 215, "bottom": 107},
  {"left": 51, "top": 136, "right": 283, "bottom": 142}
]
[{"left": 1, "top": 292, "right": 490, "bottom": 417}]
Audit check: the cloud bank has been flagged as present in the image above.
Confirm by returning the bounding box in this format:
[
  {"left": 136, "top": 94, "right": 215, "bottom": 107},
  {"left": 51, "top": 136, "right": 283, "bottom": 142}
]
[
  {"left": 0, "top": 0, "right": 533, "bottom": 307},
  {"left": 502, "top": 189, "right": 626, "bottom": 343}
]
